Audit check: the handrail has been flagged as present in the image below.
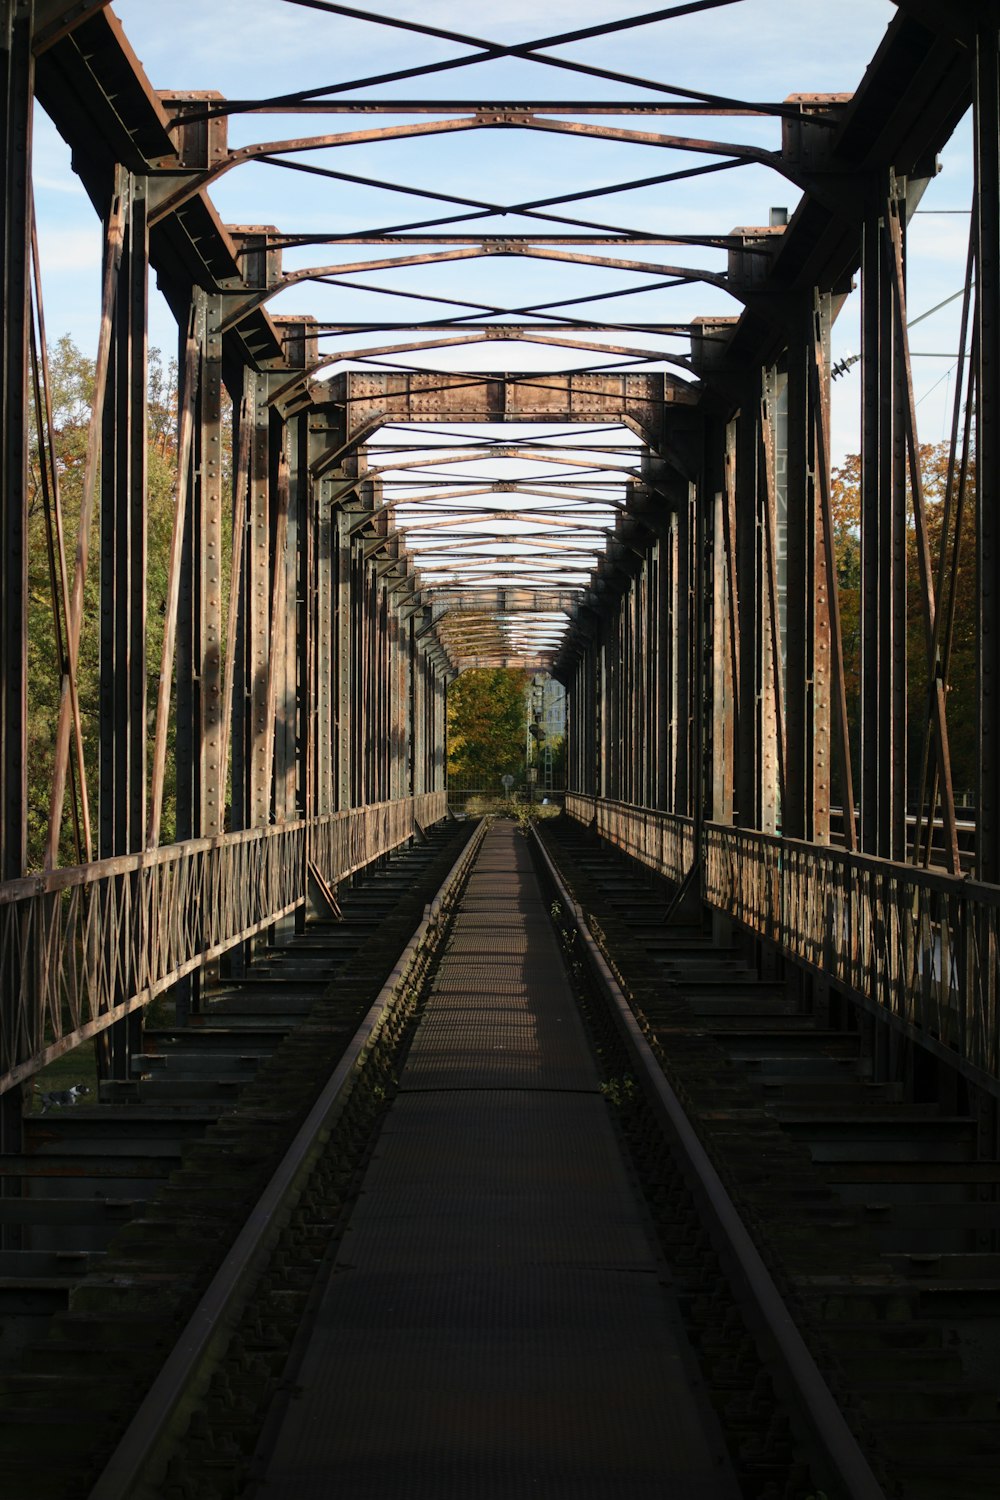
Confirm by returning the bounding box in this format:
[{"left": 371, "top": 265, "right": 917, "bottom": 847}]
[
  {"left": 564, "top": 793, "right": 1000, "bottom": 1093},
  {"left": 0, "top": 791, "right": 449, "bottom": 1096},
  {"left": 565, "top": 792, "right": 695, "bottom": 884}
]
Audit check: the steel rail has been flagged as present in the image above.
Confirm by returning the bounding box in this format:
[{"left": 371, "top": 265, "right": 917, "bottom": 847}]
[
  {"left": 530, "top": 825, "right": 887, "bottom": 1500},
  {"left": 87, "top": 816, "right": 489, "bottom": 1500}
]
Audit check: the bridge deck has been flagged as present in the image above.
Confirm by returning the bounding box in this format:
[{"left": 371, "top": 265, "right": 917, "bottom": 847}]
[{"left": 256, "top": 823, "right": 738, "bottom": 1498}]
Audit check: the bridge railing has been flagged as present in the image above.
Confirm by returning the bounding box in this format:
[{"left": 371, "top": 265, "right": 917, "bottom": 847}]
[
  {"left": 563, "top": 794, "right": 1000, "bottom": 1092},
  {"left": 310, "top": 791, "right": 447, "bottom": 889},
  {"left": 0, "top": 792, "right": 448, "bottom": 1095},
  {"left": 564, "top": 792, "right": 695, "bottom": 884},
  {"left": 704, "top": 824, "right": 1000, "bottom": 1089}
]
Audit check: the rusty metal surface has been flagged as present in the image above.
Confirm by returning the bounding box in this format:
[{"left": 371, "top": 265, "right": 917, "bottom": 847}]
[{"left": 256, "top": 823, "right": 739, "bottom": 1498}]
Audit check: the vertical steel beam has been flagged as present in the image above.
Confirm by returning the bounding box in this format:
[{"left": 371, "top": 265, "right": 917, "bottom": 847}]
[
  {"left": 734, "top": 382, "right": 761, "bottom": 829},
  {"left": 860, "top": 174, "right": 908, "bottom": 861},
  {"left": 99, "top": 174, "right": 145, "bottom": 858},
  {"left": 220, "top": 395, "right": 251, "bottom": 821},
  {"left": 249, "top": 373, "right": 272, "bottom": 826},
  {"left": 0, "top": 0, "right": 32, "bottom": 1196},
  {"left": 782, "top": 294, "right": 833, "bottom": 844},
  {"left": 98, "top": 172, "right": 147, "bottom": 1074},
  {"left": 296, "top": 409, "right": 313, "bottom": 824},
  {"left": 262, "top": 450, "right": 290, "bottom": 822},
  {"left": 674, "top": 482, "right": 693, "bottom": 816},
  {"left": 351, "top": 523, "right": 362, "bottom": 805},
  {"left": 691, "top": 435, "right": 713, "bottom": 848},
  {"left": 722, "top": 417, "right": 740, "bottom": 817},
  {"left": 174, "top": 313, "right": 196, "bottom": 845},
  {"left": 230, "top": 369, "right": 271, "bottom": 831},
  {"left": 783, "top": 330, "right": 807, "bottom": 842},
  {"left": 637, "top": 570, "right": 647, "bottom": 803},
  {"left": 710, "top": 486, "right": 733, "bottom": 822},
  {"left": 335, "top": 507, "right": 352, "bottom": 809},
  {"left": 436, "top": 667, "right": 447, "bottom": 792},
  {"left": 174, "top": 291, "right": 223, "bottom": 846},
  {"left": 643, "top": 554, "right": 654, "bottom": 805},
  {"left": 976, "top": 18, "right": 1000, "bottom": 882},
  {"left": 759, "top": 373, "right": 784, "bottom": 836},
  {"left": 656, "top": 535, "right": 670, "bottom": 808},
  {"left": 407, "top": 616, "right": 420, "bottom": 796},
  {"left": 272, "top": 317, "right": 318, "bottom": 829},
  {"left": 199, "top": 293, "right": 225, "bottom": 840},
  {"left": 274, "top": 430, "right": 300, "bottom": 823},
  {"left": 665, "top": 522, "right": 678, "bottom": 810},
  {"left": 316, "top": 476, "right": 334, "bottom": 813},
  {"left": 646, "top": 561, "right": 656, "bottom": 804},
  {"left": 0, "top": 0, "right": 29, "bottom": 878}
]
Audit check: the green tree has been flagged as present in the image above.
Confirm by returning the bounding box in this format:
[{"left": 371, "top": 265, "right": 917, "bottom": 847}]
[
  {"left": 447, "top": 668, "right": 528, "bottom": 783},
  {"left": 828, "top": 439, "right": 977, "bottom": 802},
  {"left": 26, "top": 336, "right": 180, "bottom": 868}
]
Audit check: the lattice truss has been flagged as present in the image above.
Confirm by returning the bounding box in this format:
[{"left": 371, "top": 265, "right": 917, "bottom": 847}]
[{"left": 155, "top": 0, "right": 827, "bottom": 669}]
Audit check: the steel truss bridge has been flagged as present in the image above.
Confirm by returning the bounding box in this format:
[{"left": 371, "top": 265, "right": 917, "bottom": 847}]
[{"left": 1, "top": 1, "right": 999, "bottom": 1158}]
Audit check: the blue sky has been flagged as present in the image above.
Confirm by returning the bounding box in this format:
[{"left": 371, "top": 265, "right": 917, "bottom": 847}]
[{"left": 33, "top": 1, "right": 973, "bottom": 466}]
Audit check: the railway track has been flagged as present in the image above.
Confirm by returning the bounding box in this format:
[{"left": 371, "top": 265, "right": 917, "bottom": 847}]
[
  {"left": 0, "top": 816, "right": 480, "bottom": 1500},
  {"left": 4, "top": 810, "right": 997, "bottom": 1498},
  {"left": 539, "top": 815, "right": 1000, "bottom": 1500}
]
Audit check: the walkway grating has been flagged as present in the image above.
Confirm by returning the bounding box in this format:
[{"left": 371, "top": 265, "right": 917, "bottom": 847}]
[{"left": 256, "top": 823, "right": 739, "bottom": 1499}]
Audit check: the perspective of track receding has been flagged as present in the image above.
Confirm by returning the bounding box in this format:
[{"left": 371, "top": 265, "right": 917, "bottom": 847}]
[{"left": 1, "top": 4, "right": 999, "bottom": 1499}]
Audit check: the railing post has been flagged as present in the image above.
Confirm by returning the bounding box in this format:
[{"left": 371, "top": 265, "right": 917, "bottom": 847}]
[
  {"left": 733, "top": 375, "right": 764, "bottom": 832},
  {"left": 976, "top": 17, "right": 1000, "bottom": 885},
  {"left": 98, "top": 171, "right": 150, "bottom": 1075},
  {"left": 782, "top": 293, "right": 833, "bottom": 847},
  {"left": 860, "top": 171, "right": 910, "bottom": 863}
]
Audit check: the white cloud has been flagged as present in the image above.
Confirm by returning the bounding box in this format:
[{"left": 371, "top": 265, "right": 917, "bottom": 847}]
[
  {"left": 33, "top": 174, "right": 86, "bottom": 196},
  {"left": 37, "top": 227, "right": 101, "bottom": 272}
]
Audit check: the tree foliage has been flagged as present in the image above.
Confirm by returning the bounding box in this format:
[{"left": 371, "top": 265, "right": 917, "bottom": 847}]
[
  {"left": 446, "top": 668, "right": 528, "bottom": 782},
  {"left": 829, "top": 439, "right": 977, "bottom": 800},
  {"left": 26, "top": 336, "right": 180, "bottom": 868}
]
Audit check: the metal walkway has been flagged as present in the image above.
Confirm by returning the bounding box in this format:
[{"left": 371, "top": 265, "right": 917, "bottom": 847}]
[{"left": 255, "top": 823, "right": 739, "bottom": 1499}]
